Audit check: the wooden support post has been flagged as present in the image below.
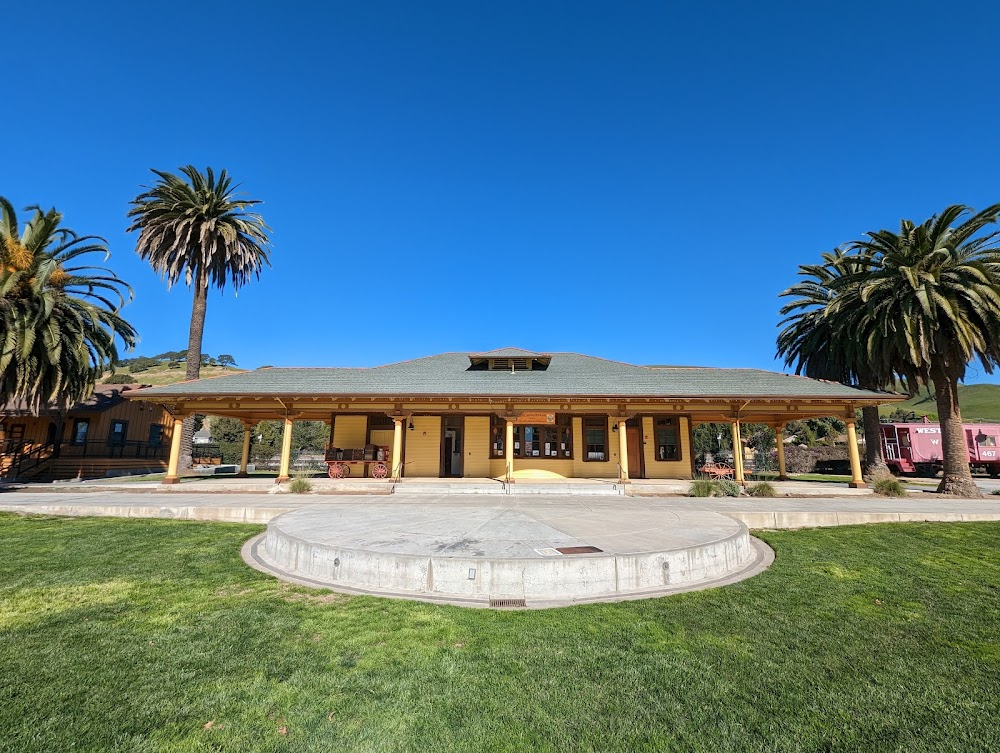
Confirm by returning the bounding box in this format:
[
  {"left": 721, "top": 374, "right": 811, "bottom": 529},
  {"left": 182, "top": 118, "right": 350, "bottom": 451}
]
[
  {"left": 277, "top": 415, "right": 294, "bottom": 483},
  {"left": 162, "top": 416, "right": 185, "bottom": 485},
  {"left": 775, "top": 423, "right": 788, "bottom": 481},
  {"left": 505, "top": 419, "right": 514, "bottom": 482},
  {"left": 617, "top": 419, "right": 630, "bottom": 482},
  {"left": 238, "top": 424, "right": 252, "bottom": 476},
  {"left": 731, "top": 421, "right": 745, "bottom": 484},
  {"left": 392, "top": 417, "right": 404, "bottom": 480},
  {"left": 846, "top": 418, "right": 866, "bottom": 488}
]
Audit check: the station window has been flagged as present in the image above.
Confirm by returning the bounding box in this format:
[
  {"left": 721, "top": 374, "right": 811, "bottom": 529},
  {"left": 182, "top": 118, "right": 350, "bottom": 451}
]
[
  {"left": 491, "top": 415, "right": 572, "bottom": 458},
  {"left": 584, "top": 416, "right": 607, "bottom": 461},
  {"left": 71, "top": 419, "right": 90, "bottom": 446},
  {"left": 148, "top": 424, "right": 164, "bottom": 447},
  {"left": 654, "top": 417, "right": 681, "bottom": 461}
]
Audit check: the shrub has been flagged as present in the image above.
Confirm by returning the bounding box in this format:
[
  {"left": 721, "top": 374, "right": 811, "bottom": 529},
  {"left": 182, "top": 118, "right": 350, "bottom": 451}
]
[
  {"left": 870, "top": 470, "right": 906, "bottom": 497},
  {"left": 288, "top": 477, "right": 312, "bottom": 494},
  {"left": 991, "top": 489, "right": 1000, "bottom": 496},
  {"left": 717, "top": 480, "right": 742, "bottom": 497},
  {"left": 689, "top": 479, "right": 718, "bottom": 497},
  {"left": 746, "top": 481, "right": 777, "bottom": 498},
  {"left": 783, "top": 444, "right": 850, "bottom": 474}
]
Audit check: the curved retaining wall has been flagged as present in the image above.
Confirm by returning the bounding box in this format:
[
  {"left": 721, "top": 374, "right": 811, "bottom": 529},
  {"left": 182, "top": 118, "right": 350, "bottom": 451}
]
[{"left": 262, "top": 515, "right": 755, "bottom": 602}]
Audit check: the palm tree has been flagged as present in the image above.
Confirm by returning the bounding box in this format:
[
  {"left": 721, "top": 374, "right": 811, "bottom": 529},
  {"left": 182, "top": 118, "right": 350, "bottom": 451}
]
[
  {"left": 847, "top": 204, "right": 1000, "bottom": 497},
  {"left": 127, "top": 166, "right": 272, "bottom": 469},
  {"left": 777, "top": 248, "right": 892, "bottom": 475},
  {"left": 0, "top": 197, "right": 137, "bottom": 413}
]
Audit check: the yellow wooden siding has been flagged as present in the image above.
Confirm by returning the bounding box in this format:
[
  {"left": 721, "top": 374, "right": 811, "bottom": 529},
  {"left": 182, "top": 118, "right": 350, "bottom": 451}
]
[
  {"left": 463, "top": 416, "right": 491, "bottom": 477},
  {"left": 641, "top": 415, "right": 692, "bottom": 479},
  {"left": 368, "top": 429, "right": 394, "bottom": 477},
  {"left": 572, "top": 416, "right": 618, "bottom": 478},
  {"left": 332, "top": 416, "right": 368, "bottom": 450},
  {"left": 405, "top": 416, "right": 441, "bottom": 477}
]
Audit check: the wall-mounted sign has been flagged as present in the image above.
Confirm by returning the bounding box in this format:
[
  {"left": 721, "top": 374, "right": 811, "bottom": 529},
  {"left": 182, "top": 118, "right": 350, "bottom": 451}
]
[{"left": 514, "top": 411, "right": 556, "bottom": 425}]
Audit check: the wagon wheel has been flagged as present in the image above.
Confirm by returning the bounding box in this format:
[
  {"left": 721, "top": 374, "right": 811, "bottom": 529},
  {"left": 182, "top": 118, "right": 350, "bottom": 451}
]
[
  {"left": 371, "top": 462, "right": 388, "bottom": 479},
  {"left": 327, "top": 462, "right": 346, "bottom": 479}
]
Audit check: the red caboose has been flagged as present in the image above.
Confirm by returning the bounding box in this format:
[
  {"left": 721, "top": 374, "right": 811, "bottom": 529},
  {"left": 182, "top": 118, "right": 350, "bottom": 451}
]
[{"left": 880, "top": 419, "right": 1000, "bottom": 477}]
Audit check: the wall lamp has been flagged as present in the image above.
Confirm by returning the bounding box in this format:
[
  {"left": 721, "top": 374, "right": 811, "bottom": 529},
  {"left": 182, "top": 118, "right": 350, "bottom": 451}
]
[
  {"left": 611, "top": 423, "right": 618, "bottom": 433},
  {"left": 408, "top": 419, "right": 415, "bottom": 431}
]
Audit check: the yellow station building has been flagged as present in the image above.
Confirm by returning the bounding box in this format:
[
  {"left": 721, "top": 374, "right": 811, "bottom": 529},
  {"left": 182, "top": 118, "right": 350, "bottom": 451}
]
[{"left": 127, "top": 348, "right": 903, "bottom": 487}]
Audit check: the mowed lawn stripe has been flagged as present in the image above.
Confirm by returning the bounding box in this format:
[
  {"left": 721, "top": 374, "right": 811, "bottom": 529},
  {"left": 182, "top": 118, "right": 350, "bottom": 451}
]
[{"left": 0, "top": 514, "right": 998, "bottom": 752}]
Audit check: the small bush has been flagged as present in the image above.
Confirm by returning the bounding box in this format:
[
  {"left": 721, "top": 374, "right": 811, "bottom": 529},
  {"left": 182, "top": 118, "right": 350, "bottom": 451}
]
[
  {"left": 746, "top": 481, "right": 777, "bottom": 498},
  {"left": 689, "top": 479, "right": 718, "bottom": 497},
  {"left": 991, "top": 489, "right": 1000, "bottom": 496},
  {"left": 872, "top": 474, "right": 906, "bottom": 497},
  {"left": 717, "top": 479, "right": 742, "bottom": 497},
  {"left": 288, "top": 477, "right": 312, "bottom": 494}
]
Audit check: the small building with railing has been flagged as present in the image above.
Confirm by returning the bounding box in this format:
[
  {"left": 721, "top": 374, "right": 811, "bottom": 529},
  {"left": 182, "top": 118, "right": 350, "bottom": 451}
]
[{"left": 0, "top": 384, "right": 174, "bottom": 481}]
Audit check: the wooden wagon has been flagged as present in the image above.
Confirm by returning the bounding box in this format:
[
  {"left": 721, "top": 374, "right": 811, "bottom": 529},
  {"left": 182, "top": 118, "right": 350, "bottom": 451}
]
[{"left": 325, "top": 445, "right": 391, "bottom": 479}]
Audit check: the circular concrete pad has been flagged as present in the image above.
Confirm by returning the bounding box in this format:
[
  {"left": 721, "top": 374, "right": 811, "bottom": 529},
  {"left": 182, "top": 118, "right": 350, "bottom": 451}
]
[{"left": 247, "top": 501, "right": 772, "bottom": 607}]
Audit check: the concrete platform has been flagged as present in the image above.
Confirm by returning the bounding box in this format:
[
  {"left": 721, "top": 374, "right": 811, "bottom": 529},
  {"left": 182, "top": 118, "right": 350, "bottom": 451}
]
[{"left": 245, "top": 502, "right": 773, "bottom": 608}]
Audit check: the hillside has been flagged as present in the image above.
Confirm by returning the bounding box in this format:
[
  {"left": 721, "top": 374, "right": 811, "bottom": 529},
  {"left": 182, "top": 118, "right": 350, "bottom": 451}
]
[
  {"left": 878, "top": 383, "right": 1000, "bottom": 423},
  {"left": 100, "top": 363, "right": 246, "bottom": 387}
]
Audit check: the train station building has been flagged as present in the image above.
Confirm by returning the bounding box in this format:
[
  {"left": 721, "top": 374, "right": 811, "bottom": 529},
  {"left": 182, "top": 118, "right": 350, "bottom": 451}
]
[{"left": 126, "top": 348, "right": 903, "bottom": 487}]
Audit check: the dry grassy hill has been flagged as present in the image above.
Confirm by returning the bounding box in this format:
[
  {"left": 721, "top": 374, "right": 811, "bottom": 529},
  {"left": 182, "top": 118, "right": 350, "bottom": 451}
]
[{"left": 100, "top": 363, "right": 246, "bottom": 387}]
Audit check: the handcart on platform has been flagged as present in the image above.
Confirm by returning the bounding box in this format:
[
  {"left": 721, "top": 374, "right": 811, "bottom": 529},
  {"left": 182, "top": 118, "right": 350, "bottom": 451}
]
[{"left": 324, "top": 444, "right": 391, "bottom": 479}]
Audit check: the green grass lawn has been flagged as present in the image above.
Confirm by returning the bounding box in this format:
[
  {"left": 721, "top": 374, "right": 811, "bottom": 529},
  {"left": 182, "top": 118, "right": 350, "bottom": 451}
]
[{"left": 2, "top": 515, "right": 999, "bottom": 752}]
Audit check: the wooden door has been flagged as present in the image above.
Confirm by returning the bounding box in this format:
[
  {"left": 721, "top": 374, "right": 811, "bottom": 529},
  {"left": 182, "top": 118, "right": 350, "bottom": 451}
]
[{"left": 626, "top": 426, "right": 643, "bottom": 479}]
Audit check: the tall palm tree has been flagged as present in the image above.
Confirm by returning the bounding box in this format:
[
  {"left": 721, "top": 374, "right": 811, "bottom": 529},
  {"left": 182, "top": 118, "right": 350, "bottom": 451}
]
[
  {"left": 0, "top": 197, "right": 137, "bottom": 412},
  {"left": 777, "top": 248, "right": 893, "bottom": 475},
  {"left": 847, "top": 204, "right": 1000, "bottom": 497},
  {"left": 127, "top": 166, "right": 272, "bottom": 469}
]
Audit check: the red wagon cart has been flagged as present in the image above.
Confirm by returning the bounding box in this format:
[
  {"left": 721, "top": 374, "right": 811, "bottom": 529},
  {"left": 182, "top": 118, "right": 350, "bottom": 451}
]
[{"left": 324, "top": 444, "right": 391, "bottom": 479}]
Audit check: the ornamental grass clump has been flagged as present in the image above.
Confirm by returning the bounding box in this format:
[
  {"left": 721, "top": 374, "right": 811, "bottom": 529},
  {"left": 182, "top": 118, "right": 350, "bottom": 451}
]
[
  {"left": 747, "top": 481, "right": 777, "bottom": 498},
  {"left": 689, "top": 479, "right": 717, "bottom": 497},
  {"left": 288, "top": 477, "right": 312, "bottom": 494},
  {"left": 869, "top": 469, "right": 907, "bottom": 498}
]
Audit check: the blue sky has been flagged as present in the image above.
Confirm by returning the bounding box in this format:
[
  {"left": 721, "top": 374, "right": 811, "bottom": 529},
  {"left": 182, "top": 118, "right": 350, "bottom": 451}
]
[{"left": 5, "top": 1, "right": 1000, "bottom": 382}]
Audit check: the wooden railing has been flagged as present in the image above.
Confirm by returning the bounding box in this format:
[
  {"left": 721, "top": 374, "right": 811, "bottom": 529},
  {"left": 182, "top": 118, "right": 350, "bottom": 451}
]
[
  {"left": 10, "top": 442, "right": 56, "bottom": 478},
  {"left": 58, "top": 439, "right": 168, "bottom": 461}
]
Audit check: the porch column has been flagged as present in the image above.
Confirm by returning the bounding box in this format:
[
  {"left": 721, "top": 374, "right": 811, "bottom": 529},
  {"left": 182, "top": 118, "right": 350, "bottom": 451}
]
[
  {"left": 162, "top": 415, "right": 185, "bottom": 485},
  {"left": 238, "top": 422, "right": 252, "bottom": 476},
  {"left": 775, "top": 423, "right": 788, "bottom": 481},
  {"left": 617, "top": 419, "right": 629, "bottom": 482},
  {"left": 846, "top": 418, "right": 866, "bottom": 488},
  {"left": 392, "top": 418, "right": 404, "bottom": 480},
  {"left": 277, "top": 415, "right": 294, "bottom": 483},
  {"left": 730, "top": 421, "right": 745, "bottom": 484},
  {"left": 505, "top": 420, "right": 514, "bottom": 481}
]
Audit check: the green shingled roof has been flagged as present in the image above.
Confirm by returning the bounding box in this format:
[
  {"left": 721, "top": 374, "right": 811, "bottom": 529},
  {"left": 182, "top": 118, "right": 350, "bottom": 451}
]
[{"left": 130, "top": 352, "right": 898, "bottom": 402}]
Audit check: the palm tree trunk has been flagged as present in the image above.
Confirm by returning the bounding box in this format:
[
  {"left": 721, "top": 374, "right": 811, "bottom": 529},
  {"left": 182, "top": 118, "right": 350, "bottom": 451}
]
[
  {"left": 861, "top": 405, "right": 887, "bottom": 476},
  {"left": 930, "top": 362, "right": 981, "bottom": 497},
  {"left": 179, "top": 278, "right": 208, "bottom": 471}
]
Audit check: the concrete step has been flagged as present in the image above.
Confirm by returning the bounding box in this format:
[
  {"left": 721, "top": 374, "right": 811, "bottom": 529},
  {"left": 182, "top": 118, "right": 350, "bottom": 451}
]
[{"left": 390, "top": 481, "right": 626, "bottom": 496}]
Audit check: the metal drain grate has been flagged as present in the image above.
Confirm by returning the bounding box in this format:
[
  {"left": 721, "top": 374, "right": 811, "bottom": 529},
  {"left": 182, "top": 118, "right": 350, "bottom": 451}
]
[
  {"left": 489, "top": 597, "right": 527, "bottom": 608},
  {"left": 555, "top": 545, "right": 603, "bottom": 555}
]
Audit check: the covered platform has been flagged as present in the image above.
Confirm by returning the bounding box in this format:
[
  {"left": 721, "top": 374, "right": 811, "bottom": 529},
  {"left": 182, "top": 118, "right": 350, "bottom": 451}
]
[{"left": 124, "top": 348, "right": 906, "bottom": 489}]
